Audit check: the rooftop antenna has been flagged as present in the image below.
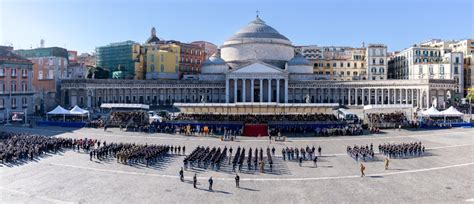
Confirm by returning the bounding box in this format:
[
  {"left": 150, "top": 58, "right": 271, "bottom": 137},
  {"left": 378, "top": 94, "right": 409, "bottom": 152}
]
[{"left": 256, "top": 10, "right": 259, "bottom": 18}]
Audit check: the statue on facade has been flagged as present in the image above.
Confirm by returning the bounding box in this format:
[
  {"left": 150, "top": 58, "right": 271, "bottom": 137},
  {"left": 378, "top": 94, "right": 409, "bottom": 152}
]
[
  {"left": 305, "top": 94, "right": 310, "bottom": 103},
  {"left": 200, "top": 95, "right": 205, "bottom": 103},
  {"left": 431, "top": 97, "right": 437, "bottom": 108}
]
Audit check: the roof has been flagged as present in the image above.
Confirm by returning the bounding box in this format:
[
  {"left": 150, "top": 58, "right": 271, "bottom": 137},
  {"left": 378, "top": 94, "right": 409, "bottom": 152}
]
[
  {"left": 226, "top": 16, "right": 290, "bottom": 42},
  {"left": 440, "top": 106, "right": 463, "bottom": 117},
  {"left": 100, "top": 103, "right": 150, "bottom": 110},
  {"left": 288, "top": 54, "right": 310, "bottom": 66},
  {"left": 202, "top": 55, "right": 226, "bottom": 66},
  {"left": 0, "top": 48, "right": 32, "bottom": 64},
  {"left": 47, "top": 105, "right": 71, "bottom": 115},
  {"left": 69, "top": 105, "right": 89, "bottom": 115}
]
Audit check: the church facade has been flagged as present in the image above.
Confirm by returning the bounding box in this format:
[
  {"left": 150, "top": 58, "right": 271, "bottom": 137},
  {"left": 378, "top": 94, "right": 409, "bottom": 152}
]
[{"left": 61, "top": 16, "right": 457, "bottom": 111}]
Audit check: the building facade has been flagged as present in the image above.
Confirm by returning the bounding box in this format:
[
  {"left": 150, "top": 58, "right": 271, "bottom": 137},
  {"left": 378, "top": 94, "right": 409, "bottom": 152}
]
[
  {"left": 96, "top": 41, "right": 142, "bottom": 79},
  {"left": 449, "top": 39, "right": 474, "bottom": 94},
  {"left": 191, "top": 41, "right": 218, "bottom": 60},
  {"left": 61, "top": 16, "right": 458, "bottom": 111},
  {"left": 297, "top": 44, "right": 387, "bottom": 81},
  {"left": 388, "top": 40, "right": 464, "bottom": 95},
  {"left": 15, "top": 47, "right": 68, "bottom": 113},
  {"left": 145, "top": 44, "right": 180, "bottom": 80},
  {"left": 0, "top": 47, "right": 34, "bottom": 120}
]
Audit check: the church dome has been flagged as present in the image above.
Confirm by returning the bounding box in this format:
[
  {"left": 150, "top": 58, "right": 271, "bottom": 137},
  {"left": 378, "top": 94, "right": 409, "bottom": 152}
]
[
  {"left": 226, "top": 16, "right": 290, "bottom": 42},
  {"left": 201, "top": 49, "right": 228, "bottom": 74},
  {"left": 220, "top": 15, "right": 294, "bottom": 69},
  {"left": 145, "top": 27, "right": 160, "bottom": 44},
  {"left": 287, "top": 54, "right": 310, "bottom": 66},
  {"left": 287, "top": 53, "right": 313, "bottom": 74}
]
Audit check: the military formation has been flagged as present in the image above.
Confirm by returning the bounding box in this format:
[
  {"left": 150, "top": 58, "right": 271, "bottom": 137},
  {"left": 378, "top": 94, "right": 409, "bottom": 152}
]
[
  {"left": 347, "top": 144, "right": 376, "bottom": 162},
  {"left": 183, "top": 146, "right": 227, "bottom": 170},
  {"left": 0, "top": 132, "right": 74, "bottom": 164},
  {"left": 378, "top": 142, "right": 425, "bottom": 158}
]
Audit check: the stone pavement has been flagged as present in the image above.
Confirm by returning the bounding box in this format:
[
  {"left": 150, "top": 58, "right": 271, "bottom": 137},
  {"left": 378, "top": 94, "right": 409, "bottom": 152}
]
[{"left": 1, "top": 126, "right": 473, "bottom": 203}]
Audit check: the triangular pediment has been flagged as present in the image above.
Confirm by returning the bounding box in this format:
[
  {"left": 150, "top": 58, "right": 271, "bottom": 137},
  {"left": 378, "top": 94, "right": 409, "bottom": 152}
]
[{"left": 229, "top": 61, "right": 286, "bottom": 74}]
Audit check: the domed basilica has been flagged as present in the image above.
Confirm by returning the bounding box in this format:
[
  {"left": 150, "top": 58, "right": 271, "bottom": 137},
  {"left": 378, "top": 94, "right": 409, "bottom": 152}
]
[{"left": 61, "top": 16, "right": 456, "bottom": 113}]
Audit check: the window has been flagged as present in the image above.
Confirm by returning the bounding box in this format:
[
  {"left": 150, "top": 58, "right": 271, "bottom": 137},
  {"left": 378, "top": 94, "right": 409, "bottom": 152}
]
[
  {"left": 354, "top": 63, "right": 357, "bottom": 68},
  {"left": 38, "top": 70, "right": 43, "bottom": 80},
  {"left": 151, "top": 64, "right": 155, "bottom": 72},
  {"left": 191, "top": 58, "right": 193, "bottom": 64},
  {"left": 11, "top": 81, "right": 16, "bottom": 92},
  {"left": 346, "top": 71, "right": 350, "bottom": 76},
  {"left": 340, "top": 62, "right": 343, "bottom": 67},
  {"left": 0, "top": 82, "right": 4, "bottom": 92},
  {"left": 454, "top": 66, "right": 459, "bottom": 74},
  {"left": 419, "top": 67, "right": 423, "bottom": 75},
  {"left": 0, "top": 98, "right": 3, "bottom": 108},
  {"left": 379, "top": 59, "right": 384, "bottom": 64},
  {"left": 0, "top": 67, "right": 4, "bottom": 76},
  {"left": 22, "top": 69, "right": 28, "bottom": 77},
  {"left": 326, "top": 63, "right": 330, "bottom": 67},
  {"left": 347, "top": 63, "right": 350, "bottom": 67},
  {"left": 161, "top": 54, "right": 164, "bottom": 62},
  {"left": 340, "top": 71, "right": 344, "bottom": 76},
  {"left": 455, "top": 57, "right": 459, "bottom": 64},
  {"left": 353, "top": 71, "right": 358, "bottom": 76},
  {"left": 372, "top": 77, "right": 376, "bottom": 80},
  {"left": 379, "top": 67, "right": 384, "bottom": 73},
  {"left": 440, "top": 66, "right": 444, "bottom": 75},
  {"left": 11, "top": 68, "right": 17, "bottom": 77},
  {"left": 11, "top": 98, "right": 16, "bottom": 108},
  {"left": 429, "top": 66, "right": 433, "bottom": 75},
  {"left": 371, "top": 68, "right": 376, "bottom": 73},
  {"left": 151, "top": 54, "right": 155, "bottom": 62},
  {"left": 22, "top": 97, "right": 27, "bottom": 107},
  {"left": 333, "top": 63, "right": 337, "bottom": 67},
  {"left": 161, "top": 64, "right": 164, "bottom": 72},
  {"left": 22, "top": 81, "right": 27, "bottom": 92},
  {"left": 372, "top": 59, "right": 375, "bottom": 64},
  {"left": 48, "top": 70, "right": 54, "bottom": 79}
]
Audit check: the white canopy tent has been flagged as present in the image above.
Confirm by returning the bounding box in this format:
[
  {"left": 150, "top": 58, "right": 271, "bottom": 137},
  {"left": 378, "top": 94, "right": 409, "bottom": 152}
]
[
  {"left": 69, "top": 105, "right": 90, "bottom": 121},
  {"left": 440, "top": 106, "right": 463, "bottom": 117},
  {"left": 421, "top": 106, "right": 443, "bottom": 117},
  {"left": 47, "top": 105, "right": 70, "bottom": 121}
]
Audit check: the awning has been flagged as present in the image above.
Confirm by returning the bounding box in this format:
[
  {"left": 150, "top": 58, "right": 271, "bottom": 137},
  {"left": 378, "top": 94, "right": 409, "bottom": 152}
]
[
  {"left": 47, "top": 105, "right": 71, "bottom": 115},
  {"left": 100, "top": 103, "right": 150, "bottom": 110},
  {"left": 69, "top": 105, "right": 89, "bottom": 115},
  {"left": 422, "top": 106, "right": 442, "bottom": 117},
  {"left": 440, "top": 106, "right": 463, "bottom": 117}
]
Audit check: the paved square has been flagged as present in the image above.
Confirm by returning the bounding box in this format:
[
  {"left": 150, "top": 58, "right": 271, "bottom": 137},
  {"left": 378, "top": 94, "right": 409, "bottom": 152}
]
[{"left": 1, "top": 126, "right": 473, "bottom": 204}]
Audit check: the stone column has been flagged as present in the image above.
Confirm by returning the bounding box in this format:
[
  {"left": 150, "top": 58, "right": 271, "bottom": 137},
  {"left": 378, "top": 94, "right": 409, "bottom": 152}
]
[
  {"left": 268, "top": 79, "right": 272, "bottom": 102},
  {"left": 242, "top": 78, "right": 246, "bottom": 102},
  {"left": 375, "top": 89, "right": 378, "bottom": 104},
  {"left": 284, "top": 79, "right": 288, "bottom": 103},
  {"left": 260, "top": 79, "right": 263, "bottom": 102},
  {"left": 276, "top": 79, "right": 280, "bottom": 103},
  {"left": 225, "top": 79, "right": 229, "bottom": 103},
  {"left": 411, "top": 89, "right": 414, "bottom": 105},
  {"left": 381, "top": 89, "right": 384, "bottom": 105},
  {"left": 399, "top": 89, "right": 402, "bottom": 104},
  {"left": 251, "top": 79, "right": 254, "bottom": 102},
  {"left": 234, "top": 79, "right": 238, "bottom": 103},
  {"left": 405, "top": 89, "right": 408, "bottom": 105},
  {"left": 361, "top": 89, "right": 365, "bottom": 105},
  {"left": 355, "top": 88, "right": 358, "bottom": 106},
  {"left": 347, "top": 89, "right": 351, "bottom": 105}
]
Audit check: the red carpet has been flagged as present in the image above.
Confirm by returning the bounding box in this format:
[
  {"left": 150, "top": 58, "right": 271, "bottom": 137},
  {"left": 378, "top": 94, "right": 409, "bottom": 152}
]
[{"left": 243, "top": 123, "right": 268, "bottom": 137}]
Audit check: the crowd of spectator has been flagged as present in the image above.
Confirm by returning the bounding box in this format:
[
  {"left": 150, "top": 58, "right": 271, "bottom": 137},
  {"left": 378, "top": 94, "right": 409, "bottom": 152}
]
[
  {"left": 171, "top": 113, "right": 338, "bottom": 123},
  {"left": 107, "top": 111, "right": 148, "bottom": 127},
  {"left": 367, "top": 112, "right": 408, "bottom": 128}
]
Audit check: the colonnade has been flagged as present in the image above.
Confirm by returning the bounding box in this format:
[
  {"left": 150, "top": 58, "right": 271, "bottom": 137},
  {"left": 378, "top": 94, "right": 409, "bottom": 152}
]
[{"left": 225, "top": 78, "right": 288, "bottom": 103}]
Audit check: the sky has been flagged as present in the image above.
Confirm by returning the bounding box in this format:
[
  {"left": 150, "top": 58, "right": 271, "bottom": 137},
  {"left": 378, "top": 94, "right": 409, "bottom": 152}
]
[{"left": 1, "top": 0, "right": 472, "bottom": 54}]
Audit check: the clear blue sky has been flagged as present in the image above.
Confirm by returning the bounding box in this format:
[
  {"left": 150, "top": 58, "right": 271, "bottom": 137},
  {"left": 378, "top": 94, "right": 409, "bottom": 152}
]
[{"left": 1, "top": 0, "right": 472, "bottom": 54}]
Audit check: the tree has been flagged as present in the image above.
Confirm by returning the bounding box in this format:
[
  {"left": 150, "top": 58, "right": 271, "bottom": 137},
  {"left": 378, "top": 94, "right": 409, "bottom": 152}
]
[{"left": 87, "top": 66, "right": 110, "bottom": 79}]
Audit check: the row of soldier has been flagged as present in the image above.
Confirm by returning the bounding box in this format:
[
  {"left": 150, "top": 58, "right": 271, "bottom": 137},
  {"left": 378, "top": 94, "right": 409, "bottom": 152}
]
[
  {"left": 0, "top": 132, "right": 74, "bottom": 164},
  {"left": 282, "top": 145, "right": 322, "bottom": 161},
  {"left": 183, "top": 146, "right": 227, "bottom": 170},
  {"left": 378, "top": 142, "right": 425, "bottom": 158},
  {"left": 347, "top": 144, "right": 375, "bottom": 161}
]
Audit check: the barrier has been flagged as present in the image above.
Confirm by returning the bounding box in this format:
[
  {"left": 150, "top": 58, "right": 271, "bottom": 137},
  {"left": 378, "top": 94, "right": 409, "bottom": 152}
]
[{"left": 36, "top": 121, "right": 86, "bottom": 128}]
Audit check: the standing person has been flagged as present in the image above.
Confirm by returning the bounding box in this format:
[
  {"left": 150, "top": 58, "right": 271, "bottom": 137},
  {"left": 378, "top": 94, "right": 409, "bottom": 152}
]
[
  {"left": 235, "top": 174, "right": 240, "bottom": 188},
  {"left": 384, "top": 158, "right": 390, "bottom": 170},
  {"left": 318, "top": 146, "right": 322, "bottom": 156},
  {"left": 193, "top": 174, "right": 197, "bottom": 188},
  {"left": 104, "top": 124, "right": 107, "bottom": 132},
  {"left": 313, "top": 156, "right": 318, "bottom": 168},
  {"left": 360, "top": 163, "right": 366, "bottom": 177},
  {"left": 89, "top": 151, "right": 93, "bottom": 161},
  {"left": 208, "top": 177, "right": 213, "bottom": 191},
  {"left": 179, "top": 167, "right": 184, "bottom": 182},
  {"left": 299, "top": 157, "right": 303, "bottom": 167}
]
